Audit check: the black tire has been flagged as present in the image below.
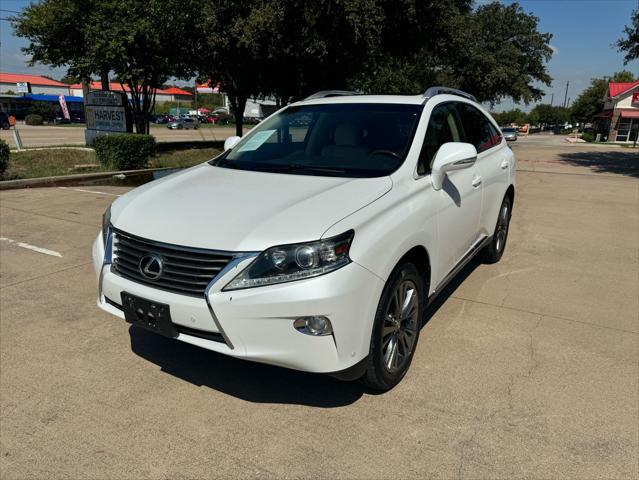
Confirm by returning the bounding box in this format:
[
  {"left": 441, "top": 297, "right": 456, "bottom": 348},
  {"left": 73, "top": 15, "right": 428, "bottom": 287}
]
[
  {"left": 482, "top": 195, "right": 512, "bottom": 264},
  {"left": 361, "top": 262, "right": 424, "bottom": 391}
]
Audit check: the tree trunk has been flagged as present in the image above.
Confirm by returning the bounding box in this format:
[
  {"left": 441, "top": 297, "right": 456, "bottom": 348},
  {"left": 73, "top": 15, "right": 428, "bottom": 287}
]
[
  {"left": 100, "top": 70, "right": 109, "bottom": 91},
  {"left": 229, "top": 95, "right": 247, "bottom": 137},
  {"left": 82, "top": 77, "right": 91, "bottom": 146}
]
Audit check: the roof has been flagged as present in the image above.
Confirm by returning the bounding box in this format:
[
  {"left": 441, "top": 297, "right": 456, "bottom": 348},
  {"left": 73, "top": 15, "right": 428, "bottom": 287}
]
[
  {"left": 22, "top": 94, "right": 84, "bottom": 103},
  {"left": 161, "top": 86, "right": 192, "bottom": 96},
  {"left": 69, "top": 81, "right": 192, "bottom": 96},
  {"left": 0, "top": 72, "right": 68, "bottom": 87},
  {"left": 620, "top": 110, "right": 639, "bottom": 119},
  {"left": 608, "top": 81, "right": 639, "bottom": 98}
]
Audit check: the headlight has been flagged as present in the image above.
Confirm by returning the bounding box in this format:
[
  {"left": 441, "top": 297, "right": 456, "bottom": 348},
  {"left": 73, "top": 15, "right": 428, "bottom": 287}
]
[
  {"left": 224, "top": 230, "right": 354, "bottom": 290},
  {"left": 102, "top": 206, "right": 111, "bottom": 245}
]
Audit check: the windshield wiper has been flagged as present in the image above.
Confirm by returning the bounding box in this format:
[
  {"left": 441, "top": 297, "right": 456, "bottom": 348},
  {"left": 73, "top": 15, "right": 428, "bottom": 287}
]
[
  {"left": 216, "top": 158, "right": 246, "bottom": 170},
  {"left": 256, "top": 163, "right": 347, "bottom": 175}
]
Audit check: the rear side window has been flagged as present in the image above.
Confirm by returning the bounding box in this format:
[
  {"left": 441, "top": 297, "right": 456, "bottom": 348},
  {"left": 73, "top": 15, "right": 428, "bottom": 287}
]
[
  {"left": 418, "top": 103, "right": 463, "bottom": 175},
  {"left": 456, "top": 103, "right": 498, "bottom": 153}
]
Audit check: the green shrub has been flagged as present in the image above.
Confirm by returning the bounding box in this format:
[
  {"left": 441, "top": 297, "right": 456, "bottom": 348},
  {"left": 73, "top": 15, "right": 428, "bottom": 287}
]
[
  {"left": 93, "top": 134, "right": 156, "bottom": 170},
  {"left": 28, "top": 101, "right": 56, "bottom": 120},
  {"left": 580, "top": 132, "right": 594, "bottom": 142},
  {"left": 0, "top": 139, "right": 9, "bottom": 176},
  {"left": 25, "top": 114, "right": 44, "bottom": 126}
]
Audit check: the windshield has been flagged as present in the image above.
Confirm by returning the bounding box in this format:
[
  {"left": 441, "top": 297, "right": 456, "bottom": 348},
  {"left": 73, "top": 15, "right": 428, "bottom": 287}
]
[
  {"left": 214, "top": 103, "right": 423, "bottom": 177},
  {"left": 501, "top": 128, "right": 517, "bottom": 133}
]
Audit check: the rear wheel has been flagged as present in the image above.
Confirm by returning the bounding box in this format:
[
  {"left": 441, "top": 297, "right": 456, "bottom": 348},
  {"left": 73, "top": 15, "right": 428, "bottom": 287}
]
[
  {"left": 361, "top": 262, "right": 424, "bottom": 391},
  {"left": 482, "top": 195, "right": 512, "bottom": 264}
]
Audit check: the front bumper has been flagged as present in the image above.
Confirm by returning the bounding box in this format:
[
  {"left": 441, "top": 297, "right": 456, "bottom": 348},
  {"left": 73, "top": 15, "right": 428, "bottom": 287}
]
[{"left": 92, "top": 233, "right": 384, "bottom": 373}]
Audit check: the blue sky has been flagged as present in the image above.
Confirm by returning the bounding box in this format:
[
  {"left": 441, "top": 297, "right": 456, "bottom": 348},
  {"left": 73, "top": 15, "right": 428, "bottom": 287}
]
[{"left": 1, "top": 0, "right": 638, "bottom": 109}]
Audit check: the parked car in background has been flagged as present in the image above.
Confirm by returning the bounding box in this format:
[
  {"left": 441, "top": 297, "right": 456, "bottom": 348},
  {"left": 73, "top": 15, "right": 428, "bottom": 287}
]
[
  {"left": 501, "top": 127, "right": 518, "bottom": 141},
  {"left": 53, "top": 112, "right": 84, "bottom": 124},
  {"left": 151, "top": 114, "right": 170, "bottom": 124},
  {"left": 167, "top": 117, "right": 198, "bottom": 130},
  {"left": 94, "top": 87, "right": 515, "bottom": 391},
  {"left": 0, "top": 112, "right": 10, "bottom": 130}
]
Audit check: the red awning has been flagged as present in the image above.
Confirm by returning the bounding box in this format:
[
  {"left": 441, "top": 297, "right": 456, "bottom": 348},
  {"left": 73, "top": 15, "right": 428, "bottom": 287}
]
[
  {"left": 620, "top": 110, "right": 639, "bottom": 119},
  {"left": 594, "top": 111, "right": 613, "bottom": 118}
]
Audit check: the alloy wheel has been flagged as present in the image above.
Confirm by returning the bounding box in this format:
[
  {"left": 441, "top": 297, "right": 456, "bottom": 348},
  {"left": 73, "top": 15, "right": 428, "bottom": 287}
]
[
  {"left": 495, "top": 201, "right": 509, "bottom": 252},
  {"left": 381, "top": 279, "right": 419, "bottom": 373}
]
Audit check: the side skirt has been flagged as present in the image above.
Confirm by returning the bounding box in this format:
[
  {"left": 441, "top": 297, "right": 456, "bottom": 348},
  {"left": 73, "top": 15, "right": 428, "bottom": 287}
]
[{"left": 427, "top": 235, "right": 490, "bottom": 306}]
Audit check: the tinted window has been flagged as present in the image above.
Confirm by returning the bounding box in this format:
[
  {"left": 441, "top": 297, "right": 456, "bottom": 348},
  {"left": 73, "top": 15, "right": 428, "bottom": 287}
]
[
  {"left": 418, "top": 103, "right": 463, "bottom": 175},
  {"left": 489, "top": 123, "right": 503, "bottom": 145},
  {"left": 218, "top": 103, "right": 423, "bottom": 178},
  {"left": 457, "top": 103, "right": 496, "bottom": 153}
]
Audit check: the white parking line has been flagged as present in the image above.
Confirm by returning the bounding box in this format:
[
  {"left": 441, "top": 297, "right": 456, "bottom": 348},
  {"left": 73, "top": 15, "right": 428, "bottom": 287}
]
[
  {"left": 0, "top": 237, "right": 63, "bottom": 257},
  {"left": 58, "top": 187, "right": 120, "bottom": 197}
]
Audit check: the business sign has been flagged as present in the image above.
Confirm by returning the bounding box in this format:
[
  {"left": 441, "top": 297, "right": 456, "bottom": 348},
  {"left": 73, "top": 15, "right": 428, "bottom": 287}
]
[
  {"left": 632, "top": 91, "right": 639, "bottom": 106},
  {"left": 85, "top": 90, "right": 132, "bottom": 145},
  {"left": 87, "top": 90, "right": 127, "bottom": 107},
  {"left": 16, "top": 82, "right": 30, "bottom": 93},
  {"left": 58, "top": 95, "right": 70, "bottom": 120},
  {"left": 86, "top": 105, "right": 128, "bottom": 131}
]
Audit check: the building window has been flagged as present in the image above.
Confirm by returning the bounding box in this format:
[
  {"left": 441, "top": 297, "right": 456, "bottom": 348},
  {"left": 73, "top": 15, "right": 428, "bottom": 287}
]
[{"left": 616, "top": 119, "right": 634, "bottom": 142}]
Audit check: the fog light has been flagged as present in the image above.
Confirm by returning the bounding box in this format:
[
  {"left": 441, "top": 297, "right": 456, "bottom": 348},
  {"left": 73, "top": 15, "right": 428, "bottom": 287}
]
[{"left": 293, "top": 316, "right": 333, "bottom": 336}]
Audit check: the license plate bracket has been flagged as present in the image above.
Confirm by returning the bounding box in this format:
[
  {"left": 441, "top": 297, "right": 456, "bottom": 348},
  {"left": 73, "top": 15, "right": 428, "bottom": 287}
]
[{"left": 120, "top": 292, "right": 178, "bottom": 338}]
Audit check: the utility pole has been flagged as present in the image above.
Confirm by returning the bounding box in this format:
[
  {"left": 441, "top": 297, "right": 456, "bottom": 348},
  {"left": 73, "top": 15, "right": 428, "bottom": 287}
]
[
  {"left": 550, "top": 93, "right": 554, "bottom": 106},
  {"left": 563, "top": 81, "right": 569, "bottom": 108}
]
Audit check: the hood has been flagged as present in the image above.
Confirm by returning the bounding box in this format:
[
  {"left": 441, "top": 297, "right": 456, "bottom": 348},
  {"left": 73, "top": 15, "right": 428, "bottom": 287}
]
[{"left": 111, "top": 163, "right": 392, "bottom": 251}]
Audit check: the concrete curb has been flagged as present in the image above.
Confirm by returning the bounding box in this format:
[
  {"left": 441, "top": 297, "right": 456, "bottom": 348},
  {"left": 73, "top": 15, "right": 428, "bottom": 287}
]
[{"left": 0, "top": 166, "right": 178, "bottom": 190}]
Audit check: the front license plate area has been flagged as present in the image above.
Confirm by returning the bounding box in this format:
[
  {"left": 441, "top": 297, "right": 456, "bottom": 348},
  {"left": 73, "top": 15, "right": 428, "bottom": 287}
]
[{"left": 121, "top": 292, "right": 178, "bottom": 338}]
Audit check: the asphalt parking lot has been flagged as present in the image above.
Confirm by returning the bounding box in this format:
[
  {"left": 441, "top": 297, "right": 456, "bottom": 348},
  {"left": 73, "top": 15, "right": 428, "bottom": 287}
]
[{"left": 1, "top": 137, "right": 637, "bottom": 479}]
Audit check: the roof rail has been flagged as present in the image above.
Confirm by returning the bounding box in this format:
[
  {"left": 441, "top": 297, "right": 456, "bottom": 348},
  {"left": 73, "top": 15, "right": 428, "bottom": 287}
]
[
  {"left": 303, "top": 90, "right": 361, "bottom": 101},
  {"left": 423, "top": 86, "right": 477, "bottom": 102}
]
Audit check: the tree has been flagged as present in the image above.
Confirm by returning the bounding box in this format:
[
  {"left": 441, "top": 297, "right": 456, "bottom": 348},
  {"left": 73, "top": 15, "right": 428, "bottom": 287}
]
[
  {"left": 12, "top": 0, "right": 101, "bottom": 117},
  {"left": 197, "top": 0, "right": 385, "bottom": 135},
  {"left": 528, "top": 104, "right": 569, "bottom": 126},
  {"left": 439, "top": 2, "right": 553, "bottom": 104},
  {"left": 60, "top": 75, "right": 80, "bottom": 85},
  {"left": 616, "top": 7, "right": 639, "bottom": 64},
  {"left": 85, "top": 0, "right": 199, "bottom": 134},
  {"left": 495, "top": 108, "right": 528, "bottom": 125},
  {"left": 197, "top": 0, "right": 268, "bottom": 137},
  {"left": 570, "top": 71, "right": 636, "bottom": 123},
  {"left": 13, "top": 0, "right": 199, "bottom": 134}
]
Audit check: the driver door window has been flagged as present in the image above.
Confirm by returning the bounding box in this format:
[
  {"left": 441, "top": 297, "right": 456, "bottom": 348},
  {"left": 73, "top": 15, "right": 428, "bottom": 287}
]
[{"left": 418, "top": 104, "right": 462, "bottom": 175}]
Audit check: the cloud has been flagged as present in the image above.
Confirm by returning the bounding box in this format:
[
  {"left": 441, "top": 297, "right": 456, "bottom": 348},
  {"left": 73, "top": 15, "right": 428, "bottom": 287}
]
[{"left": 549, "top": 44, "right": 560, "bottom": 55}]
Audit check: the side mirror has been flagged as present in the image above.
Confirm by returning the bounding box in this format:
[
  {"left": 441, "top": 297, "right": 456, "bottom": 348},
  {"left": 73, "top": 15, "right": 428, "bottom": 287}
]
[
  {"left": 224, "top": 135, "right": 241, "bottom": 151},
  {"left": 430, "top": 142, "right": 477, "bottom": 191}
]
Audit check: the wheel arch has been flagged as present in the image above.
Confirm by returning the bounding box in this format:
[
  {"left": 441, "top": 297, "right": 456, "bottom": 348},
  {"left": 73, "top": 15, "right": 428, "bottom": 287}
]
[
  {"left": 505, "top": 184, "right": 515, "bottom": 209},
  {"left": 395, "top": 245, "right": 431, "bottom": 294}
]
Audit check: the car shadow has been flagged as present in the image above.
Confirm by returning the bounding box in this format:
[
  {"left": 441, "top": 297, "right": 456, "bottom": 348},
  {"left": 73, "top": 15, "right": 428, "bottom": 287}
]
[
  {"left": 556, "top": 149, "right": 639, "bottom": 178},
  {"left": 421, "top": 256, "right": 481, "bottom": 329},
  {"left": 129, "top": 326, "right": 366, "bottom": 407},
  {"left": 128, "top": 258, "right": 480, "bottom": 406}
]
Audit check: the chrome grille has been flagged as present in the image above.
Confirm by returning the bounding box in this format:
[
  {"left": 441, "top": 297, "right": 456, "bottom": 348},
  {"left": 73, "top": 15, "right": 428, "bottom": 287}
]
[{"left": 111, "top": 229, "right": 234, "bottom": 296}]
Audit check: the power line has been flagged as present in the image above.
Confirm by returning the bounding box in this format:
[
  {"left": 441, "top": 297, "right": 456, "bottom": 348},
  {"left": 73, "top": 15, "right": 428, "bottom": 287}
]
[{"left": 0, "top": 9, "right": 21, "bottom": 14}]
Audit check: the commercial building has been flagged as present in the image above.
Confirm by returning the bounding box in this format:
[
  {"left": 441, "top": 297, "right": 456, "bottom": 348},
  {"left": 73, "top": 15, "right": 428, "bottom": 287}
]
[
  {"left": 68, "top": 82, "right": 192, "bottom": 102},
  {"left": 596, "top": 80, "right": 639, "bottom": 143},
  {"left": 0, "top": 72, "right": 70, "bottom": 96}
]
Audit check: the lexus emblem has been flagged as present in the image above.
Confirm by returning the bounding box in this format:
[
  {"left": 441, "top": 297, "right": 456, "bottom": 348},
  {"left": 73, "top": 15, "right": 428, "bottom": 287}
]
[{"left": 139, "top": 254, "right": 164, "bottom": 280}]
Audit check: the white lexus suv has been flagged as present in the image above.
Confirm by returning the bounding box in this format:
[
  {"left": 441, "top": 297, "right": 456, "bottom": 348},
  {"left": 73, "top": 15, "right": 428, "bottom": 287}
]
[{"left": 93, "top": 87, "right": 515, "bottom": 390}]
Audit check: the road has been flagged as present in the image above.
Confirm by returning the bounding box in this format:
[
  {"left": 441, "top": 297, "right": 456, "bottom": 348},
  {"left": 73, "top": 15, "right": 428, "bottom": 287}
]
[
  {"left": 0, "top": 139, "right": 637, "bottom": 479},
  {"left": 0, "top": 124, "right": 242, "bottom": 148}
]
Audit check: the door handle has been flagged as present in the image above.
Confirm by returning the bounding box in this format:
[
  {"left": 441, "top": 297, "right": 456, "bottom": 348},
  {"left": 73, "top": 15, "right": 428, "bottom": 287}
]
[
  {"left": 471, "top": 175, "right": 482, "bottom": 188},
  {"left": 500, "top": 159, "right": 509, "bottom": 170}
]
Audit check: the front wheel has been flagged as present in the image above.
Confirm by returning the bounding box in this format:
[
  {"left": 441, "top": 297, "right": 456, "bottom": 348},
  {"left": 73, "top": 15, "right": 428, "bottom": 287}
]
[
  {"left": 361, "top": 262, "right": 424, "bottom": 391},
  {"left": 482, "top": 195, "right": 512, "bottom": 264}
]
